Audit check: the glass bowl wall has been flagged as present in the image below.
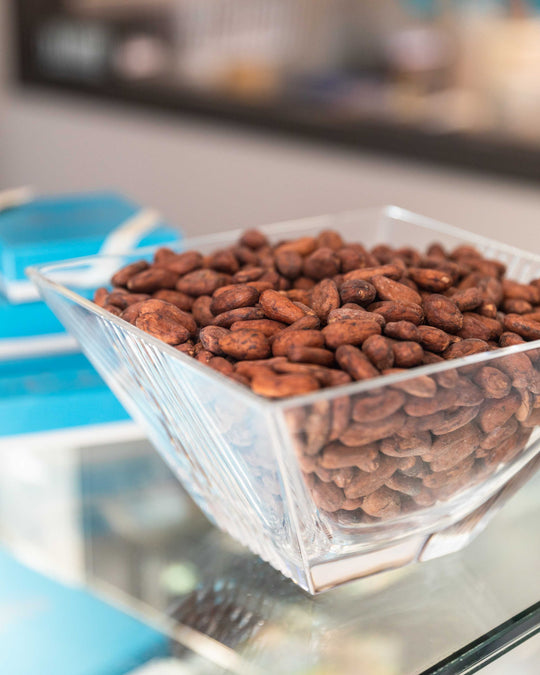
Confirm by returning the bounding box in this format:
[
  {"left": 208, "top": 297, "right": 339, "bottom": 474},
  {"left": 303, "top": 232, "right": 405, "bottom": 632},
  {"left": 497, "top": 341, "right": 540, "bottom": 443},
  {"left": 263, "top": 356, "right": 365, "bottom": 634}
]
[{"left": 29, "top": 207, "right": 540, "bottom": 593}]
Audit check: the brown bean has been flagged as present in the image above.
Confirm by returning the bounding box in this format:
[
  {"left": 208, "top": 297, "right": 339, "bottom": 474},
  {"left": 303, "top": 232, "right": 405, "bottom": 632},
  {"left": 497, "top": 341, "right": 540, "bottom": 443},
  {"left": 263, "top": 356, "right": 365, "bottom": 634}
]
[
  {"left": 320, "top": 441, "right": 380, "bottom": 472},
  {"left": 251, "top": 371, "right": 320, "bottom": 398},
  {"left": 111, "top": 260, "right": 149, "bottom": 287},
  {"left": 459, "top": 313, "right": 503, "bottom": 341},
  {"left": 393, "top": 341, "right": 424, "bottom": 368},
  {"left": 210, "top": 284, "right": 259, "bottom": 315},
  {"left": 362, "top": 487, "right": 401, "bottom": 519},
  {"left": 275, "top": 250, "right": 303, "bottom": 279},
  {"left": 372, "top": 274, "right": 422, "bottom": 305},
  {"left": 199, "top": 326, "right": 229, "bottom": 354},
  {"left": 311, "top": 278, "right": 341, "bottom": 321},
  {"left": 239, "top": 229, "right": 268, "bottom": 250},
  {"left": 344, "top": 264, "right": 403, "bottom": 282},
  {"left": 503, "top": 314, "right": 540, "bottom": 341},
  {"left": 339, "top": 279, "right": 377, "bottom": 306},
  {"left": 272, "top": 330, "right": 325, "bottom": 357},
  {"left": 384, "top": 321, "right": 421, "bottom": 342},
  {"left": 323, "top": 320, "right": 381, "bottom": 349},
  {"left": 369, "top": 301, "right": 424, "bottom": 325},
  {"left": 340, "top": 412, "right": 405, "bottom": 447},
  {"left": 478, "top": 390, "right": 522, "bottom": 433},
  {"left": 335, "top": 345, "right": 380, "bottom": 381},
  {"left": 302, "top": 247, "right": 340, "bottom": 280},
  {"left": 423, "top": 294, "right": 463, "bottom": 333},
  {"left": 443, "top": 339, "right": 491, "bottom": 359},
  {"left": 473, "top": 366, "right": 512, "bottom": 399},
  {"left": 328, "top": 306, "right": 384, "bottom": 326},
  {"left": 362, "top": 334, "right": 395, "bottom": 370},
  {"left": 417, "top": 325, "right": 451, "bottom": 352},
  {"left": 128, "top": 268, "right": 179, "bottom": 293},
  {"left": 352, "top": 389, "right": 405, "bottom": 422},
  {"left": 191, "top": 295, "right": 215, "bottom": 327},
  {"left": 259, "top": 289, "right": 306, "bottom": 324},
  {"left": 135, "top": 300, "right": 191, "bottom": 345},
  {"left": 408, "top": 267, "right": 453, "bottom": 292},
  {"left": 177, "top": 269, "right": 228, "bottom": 296},
  {"left": 207, "top": 249, "right": 239, "bottom": 274},
  {"left": 163, "top": 251, "right": 203, "bottom": 275},
  {"left": 452, "top": 287, "right": 484, "bottom": 312},
  {"left": 344, "top": 456, "right": 399, "bottom": 499},
  {"left": 153, "top": 289, "right": 194, "bottom": 311},
  {"left": 287, "top": 345, "right": 335, "bottom": 366},
  {"left": 219, "top": 330, "right": 271, "bottom": 361},
  {"left": 230, "top": 319, "right": 286, "bottom": 336}
]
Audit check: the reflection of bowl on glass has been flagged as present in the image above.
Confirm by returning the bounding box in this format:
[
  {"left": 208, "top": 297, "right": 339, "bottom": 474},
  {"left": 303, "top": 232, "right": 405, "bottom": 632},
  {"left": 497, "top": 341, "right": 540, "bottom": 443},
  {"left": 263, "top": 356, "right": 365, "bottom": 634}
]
[{"left": 29, "top": 207, "right": 540, "bottom": 594}]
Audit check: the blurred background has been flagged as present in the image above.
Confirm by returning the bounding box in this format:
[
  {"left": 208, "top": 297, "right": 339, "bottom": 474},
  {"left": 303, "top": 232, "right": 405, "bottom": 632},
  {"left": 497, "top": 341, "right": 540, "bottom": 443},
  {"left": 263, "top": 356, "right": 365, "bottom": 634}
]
[
  {"left": 1, "top": 0, "right": 540, "bottom": 247},
  {"left": 1, "top": 2, "right": 540, "bottom": 674}
]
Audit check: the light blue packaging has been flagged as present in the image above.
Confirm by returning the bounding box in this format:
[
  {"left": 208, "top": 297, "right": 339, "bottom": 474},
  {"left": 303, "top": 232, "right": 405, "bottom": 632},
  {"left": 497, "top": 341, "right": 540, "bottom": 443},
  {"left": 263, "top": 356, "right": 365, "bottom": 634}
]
[
  {"left": 0, "top": 190, "right": 181, "bottom": 304},
  {"left": 0, "top": 547, "right": 170, "bottom": 675},
  {"left": 0, "top": 295, "right": 64, "bottom": 338},
  {"left": 0, "top": 352, "right": 131, "bottom": 436}
]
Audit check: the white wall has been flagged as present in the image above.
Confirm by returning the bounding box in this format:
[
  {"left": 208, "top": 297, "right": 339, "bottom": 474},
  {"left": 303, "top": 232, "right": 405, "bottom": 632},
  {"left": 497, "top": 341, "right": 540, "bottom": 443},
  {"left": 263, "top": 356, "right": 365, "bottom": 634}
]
[{"left": 1, "top": 0, "right": 540, "bottom": 249}]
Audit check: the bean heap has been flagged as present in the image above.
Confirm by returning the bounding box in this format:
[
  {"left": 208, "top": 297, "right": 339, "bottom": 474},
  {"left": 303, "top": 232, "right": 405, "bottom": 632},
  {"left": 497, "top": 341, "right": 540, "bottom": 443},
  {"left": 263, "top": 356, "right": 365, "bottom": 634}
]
[{"left": 95, "top": 229, "right": 540, "bottom": 521}]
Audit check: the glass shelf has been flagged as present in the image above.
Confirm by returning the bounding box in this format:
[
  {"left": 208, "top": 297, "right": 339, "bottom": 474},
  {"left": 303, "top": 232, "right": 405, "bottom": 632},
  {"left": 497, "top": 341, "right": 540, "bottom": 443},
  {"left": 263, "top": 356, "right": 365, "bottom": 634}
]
[{"left": 78, "top": 441, "right": 540, "bottom": 674}]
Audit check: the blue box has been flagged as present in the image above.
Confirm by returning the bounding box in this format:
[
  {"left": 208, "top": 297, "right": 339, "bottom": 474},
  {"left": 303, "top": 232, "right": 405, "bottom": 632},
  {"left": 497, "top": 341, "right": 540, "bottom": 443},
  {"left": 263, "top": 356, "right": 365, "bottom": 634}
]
[
  {"left": 0, "top": 352, "right": 131, "bottom": 436},
  {"left": 0, "top": 190, "right": 181, "bottom": 304},
  {"left": 0, "top": 548, "right": 170, "bottom": 675}
]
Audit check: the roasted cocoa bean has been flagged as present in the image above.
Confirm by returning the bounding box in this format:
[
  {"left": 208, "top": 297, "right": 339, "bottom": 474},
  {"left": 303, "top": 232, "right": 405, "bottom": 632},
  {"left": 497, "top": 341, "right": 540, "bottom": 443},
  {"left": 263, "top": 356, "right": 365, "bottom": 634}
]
[
  {"left": 212, "top": 306, "right": 266, "bottom": 328},
  {"left": 320, "top": 441, "right": 380, "bottom": 472},
  {"left": 177, "top": 269, "right": 228, "bottom": 296},
  {"left": 392, "top": 341, "right": 424, "bottom": 368},
  {"left": 311, "top": 279, "right": 340, "bottom": 321},
  {"left": 251, "top": 371, "right": 320, "bottom": 398},
  {"left": 351, "top": 389, "right": 405, "bottom": 422},
  {"left": 408, "top": 267, "right": 453, "bottom": 292},
  {"left": 336, "top": 345, "right": 380, "bottom": 381},
  {"left": 128, "top": 268, "right": 179, "bottom": 293},
  {"left": 339, "top": 279, "right": 377, "bottom": 306},
  {"left": 218, "top": 329, "right": 271, "bottom": 361},
  {"left": 423, "top": 294, "right": 463, "bottom": 333},
  {"left": 162, "top": 251, "right": 203, "bottom": 275},
  {"left": 417, "top": 325, "right": 451, "bottom": 352},
  {"left": 259, "top": 289, "right": 306, "bottom": 324},
  {"left": 369, "top": 301, "right": 424, "bottom": 325},
  {"left": 503, "top": 313, "right": 540, "bottom": 341},
  {"left": 230, "top": 319, "right": 286, "bottom": 336},
  {"left": 323, "top": 320, "right": 381, "bottom": 349},
  {"left": 135, "top": 299, "right": 191, "bottom": 345},
  {"left": 384, "top": 321, "right": 421, "bottom": 342},
  {"left": 473, "top": 366, "right": 512, "bottom": 399},
  {"left": 362, "top": 334, "right": 395, "bottom": 371},
  {"left": 210, "top": 284, "right": 259, "bottom": 315},
  {"left": 372, "top": 274, "right": 422, "bottom": 305}
]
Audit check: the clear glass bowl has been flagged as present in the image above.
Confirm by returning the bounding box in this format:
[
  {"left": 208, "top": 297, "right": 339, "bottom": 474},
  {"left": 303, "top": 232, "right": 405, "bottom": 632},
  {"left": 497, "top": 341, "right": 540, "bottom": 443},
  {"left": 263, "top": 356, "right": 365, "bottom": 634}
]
[{"left": 28, "top": 206, "right": 540, "bottom": 594}]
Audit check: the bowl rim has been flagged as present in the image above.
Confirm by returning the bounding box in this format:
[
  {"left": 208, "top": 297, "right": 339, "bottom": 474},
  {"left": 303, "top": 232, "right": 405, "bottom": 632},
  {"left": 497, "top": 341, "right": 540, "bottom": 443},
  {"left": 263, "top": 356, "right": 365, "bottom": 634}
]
[{"left": 27, "top": 204, "right": 540, "bottom": 411}]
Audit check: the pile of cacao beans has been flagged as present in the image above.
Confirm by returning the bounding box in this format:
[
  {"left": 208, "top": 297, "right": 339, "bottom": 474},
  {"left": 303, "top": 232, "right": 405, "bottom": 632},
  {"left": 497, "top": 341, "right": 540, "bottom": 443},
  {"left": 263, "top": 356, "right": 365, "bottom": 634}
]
[{"left": 94, "top": 228, "right": 540, "bottom": 522}]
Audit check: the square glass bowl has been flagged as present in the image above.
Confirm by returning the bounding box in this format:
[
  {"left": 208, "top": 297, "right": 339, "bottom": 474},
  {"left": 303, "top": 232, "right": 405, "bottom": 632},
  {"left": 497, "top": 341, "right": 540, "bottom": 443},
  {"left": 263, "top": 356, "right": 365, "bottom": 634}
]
[{"left": 28, "top": 206, "right": 540, "bottom": 594}]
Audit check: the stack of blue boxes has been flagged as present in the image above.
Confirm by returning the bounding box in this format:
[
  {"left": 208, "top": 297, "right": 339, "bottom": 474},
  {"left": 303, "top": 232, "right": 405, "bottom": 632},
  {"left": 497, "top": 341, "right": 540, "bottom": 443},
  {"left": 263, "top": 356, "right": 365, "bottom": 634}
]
[
  {"left": 0, "top": 190, "right": 182, "bottom": 673},
  {"left": 0, "top": 190, "right": 181, "bottom": 431}
]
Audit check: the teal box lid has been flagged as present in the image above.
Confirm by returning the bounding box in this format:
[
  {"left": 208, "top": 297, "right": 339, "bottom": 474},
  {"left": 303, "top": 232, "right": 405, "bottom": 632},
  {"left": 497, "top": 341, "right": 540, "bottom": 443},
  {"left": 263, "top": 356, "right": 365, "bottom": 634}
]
[
  {"left": 0, "top": 294, "right": 82, "bottom": 361},
  {"left": 0, "top": 190, "right": 181, "bottom": 303},
  {"left": 0, "top": 548, "right": 170, "bottom": 675},
  {"left": 0, "top": 352, "right": 131, "bottom": 436},
  {"left": 0, "top": 295, "right": 64, "bottom": 339}
]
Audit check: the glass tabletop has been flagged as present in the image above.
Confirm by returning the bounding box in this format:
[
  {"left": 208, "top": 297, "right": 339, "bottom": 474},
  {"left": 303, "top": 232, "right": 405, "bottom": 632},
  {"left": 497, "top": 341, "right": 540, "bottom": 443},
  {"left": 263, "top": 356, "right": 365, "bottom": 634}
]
[{"left": 77, "top": 439, "right": 540, "bottom": 675}]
